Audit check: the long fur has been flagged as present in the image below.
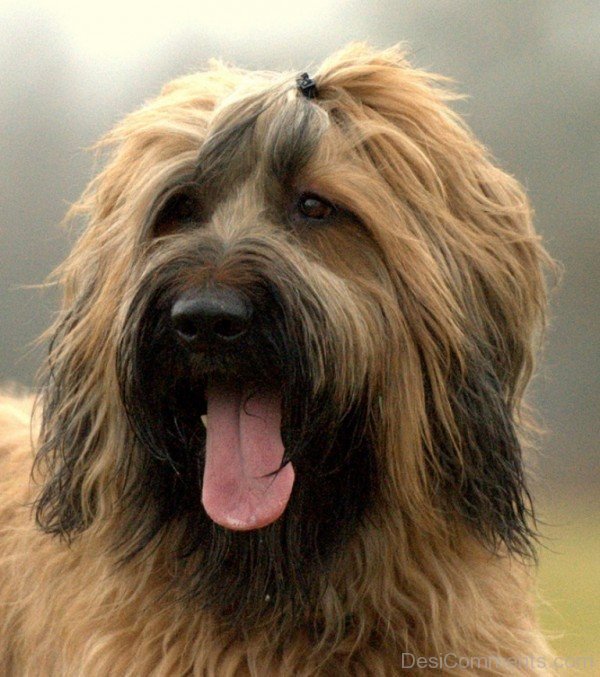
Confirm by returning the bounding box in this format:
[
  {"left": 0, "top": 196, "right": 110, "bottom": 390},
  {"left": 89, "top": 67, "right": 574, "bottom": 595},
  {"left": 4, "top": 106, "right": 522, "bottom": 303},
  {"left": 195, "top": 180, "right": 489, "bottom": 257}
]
[{"left": 0, "top": 44, "right": 555, "bottom": 674}]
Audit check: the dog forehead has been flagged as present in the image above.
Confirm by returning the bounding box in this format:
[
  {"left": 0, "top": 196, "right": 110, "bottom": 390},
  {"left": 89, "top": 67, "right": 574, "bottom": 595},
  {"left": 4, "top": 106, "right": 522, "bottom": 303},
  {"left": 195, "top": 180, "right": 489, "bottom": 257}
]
[
  {"left": 192, "top": 88, "right": 329, "bottom": 198},
  {"left": 210, "top": 179, "right": 266, "bottom": 235}
]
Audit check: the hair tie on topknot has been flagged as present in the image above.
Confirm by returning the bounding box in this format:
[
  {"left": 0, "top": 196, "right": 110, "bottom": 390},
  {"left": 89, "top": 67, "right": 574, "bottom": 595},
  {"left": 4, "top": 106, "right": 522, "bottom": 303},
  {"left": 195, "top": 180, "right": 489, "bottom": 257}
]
[{"left": 296, "top": 72, "right": 318, "bottom": 100}]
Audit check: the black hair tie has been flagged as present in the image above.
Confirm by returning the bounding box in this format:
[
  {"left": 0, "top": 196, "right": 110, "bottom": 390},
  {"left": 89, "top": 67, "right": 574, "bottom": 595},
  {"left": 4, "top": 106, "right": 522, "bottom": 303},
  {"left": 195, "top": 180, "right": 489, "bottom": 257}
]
[{"left": 297, "top": 72, "right": 318, "bottom": 100}]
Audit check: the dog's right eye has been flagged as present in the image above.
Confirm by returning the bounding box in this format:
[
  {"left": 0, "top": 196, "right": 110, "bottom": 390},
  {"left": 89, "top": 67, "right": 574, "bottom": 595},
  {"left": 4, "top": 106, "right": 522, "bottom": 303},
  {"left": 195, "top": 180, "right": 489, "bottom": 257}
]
[{"left": 153, "top": 190, "right": 201, "bottom": 236}]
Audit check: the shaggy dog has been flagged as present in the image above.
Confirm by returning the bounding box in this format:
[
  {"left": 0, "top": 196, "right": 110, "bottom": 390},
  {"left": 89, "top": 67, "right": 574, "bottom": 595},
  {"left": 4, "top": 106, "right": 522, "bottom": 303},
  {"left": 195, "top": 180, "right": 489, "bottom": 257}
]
[{"left": 0, "top": 45, "right": 554, "bottom": 674}]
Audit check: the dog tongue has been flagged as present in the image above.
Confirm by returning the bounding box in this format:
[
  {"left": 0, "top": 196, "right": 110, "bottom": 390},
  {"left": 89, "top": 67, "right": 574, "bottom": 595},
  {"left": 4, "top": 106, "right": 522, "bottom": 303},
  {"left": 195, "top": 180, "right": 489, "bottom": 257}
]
[{"left": 202, "top": 386, "right": 295, "bottom": 531}]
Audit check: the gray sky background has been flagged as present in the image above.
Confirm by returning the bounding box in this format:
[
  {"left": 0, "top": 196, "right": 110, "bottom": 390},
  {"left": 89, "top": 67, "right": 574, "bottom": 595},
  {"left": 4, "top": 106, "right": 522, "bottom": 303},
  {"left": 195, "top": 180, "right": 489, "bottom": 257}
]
[{"left": 1, "top": 1, "right": 598, "bottom": 488}]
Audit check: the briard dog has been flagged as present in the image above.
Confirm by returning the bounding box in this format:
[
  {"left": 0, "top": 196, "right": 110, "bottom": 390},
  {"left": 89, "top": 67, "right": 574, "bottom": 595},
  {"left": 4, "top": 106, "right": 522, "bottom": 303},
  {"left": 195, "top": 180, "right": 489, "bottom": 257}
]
[{"left": 0, "top": 45, "right": 555, "bottom": 674}]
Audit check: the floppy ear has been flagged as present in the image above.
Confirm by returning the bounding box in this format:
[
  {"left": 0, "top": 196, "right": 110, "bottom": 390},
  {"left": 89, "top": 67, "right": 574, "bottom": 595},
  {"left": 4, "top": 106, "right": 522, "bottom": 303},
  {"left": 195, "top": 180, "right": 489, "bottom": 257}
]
[
  {"left": 33, "top": 69, "right": 236, "bottom": 537},
  {"left": 413, "top": 84, "right": 549, "bottom": 558},
  {"left": 315, "top": 43, "right": 550, "bottom": 555},
  {"left": 34, "top": 278, "right": 113, "bottom": 537},
  {"left": 434, "top": 163, "right": 549, "bottom": 558}
]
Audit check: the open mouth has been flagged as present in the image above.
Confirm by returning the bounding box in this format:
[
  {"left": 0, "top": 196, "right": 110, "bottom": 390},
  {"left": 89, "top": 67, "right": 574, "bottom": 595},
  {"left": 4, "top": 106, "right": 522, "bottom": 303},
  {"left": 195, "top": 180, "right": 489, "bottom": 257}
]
[{"left": 196, "top": 381, "right": 295, "bottom": 532}]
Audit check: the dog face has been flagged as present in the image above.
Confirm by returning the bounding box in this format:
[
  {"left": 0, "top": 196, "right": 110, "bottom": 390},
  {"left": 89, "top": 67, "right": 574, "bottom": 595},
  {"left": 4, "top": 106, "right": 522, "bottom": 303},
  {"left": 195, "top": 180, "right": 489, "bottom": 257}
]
[
  {"left": 117, "top": 91, "right": 384, "bottom": 538},
  {"left": 34, "top": 45, "right": 549, "bottom": 627}
]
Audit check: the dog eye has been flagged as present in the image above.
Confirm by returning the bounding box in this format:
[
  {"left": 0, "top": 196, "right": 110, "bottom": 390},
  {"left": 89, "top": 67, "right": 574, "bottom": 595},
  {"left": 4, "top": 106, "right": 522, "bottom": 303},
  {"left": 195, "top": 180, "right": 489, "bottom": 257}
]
[
  {"left": 296, "top": 194, "right": 335, "bottom": 221},
  {"left": 163, "top": 192, "right": 198, "bottom": 222},
  {"left": 153, "top": 189, "right": 201, "bottom": 236}
]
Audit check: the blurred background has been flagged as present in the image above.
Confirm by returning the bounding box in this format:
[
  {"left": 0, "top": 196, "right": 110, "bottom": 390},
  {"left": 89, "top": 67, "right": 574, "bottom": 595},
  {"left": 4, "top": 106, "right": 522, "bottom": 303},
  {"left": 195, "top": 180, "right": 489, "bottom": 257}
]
[{"left": 1, "top": 0, "right": 598, "bottom": 668}]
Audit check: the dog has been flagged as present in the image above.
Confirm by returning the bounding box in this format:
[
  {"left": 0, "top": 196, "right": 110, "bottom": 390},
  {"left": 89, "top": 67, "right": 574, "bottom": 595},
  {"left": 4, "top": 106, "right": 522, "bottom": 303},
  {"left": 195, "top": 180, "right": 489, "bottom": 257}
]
[{"left": 0, "top": 44, "right": 554, "bottom": 675}]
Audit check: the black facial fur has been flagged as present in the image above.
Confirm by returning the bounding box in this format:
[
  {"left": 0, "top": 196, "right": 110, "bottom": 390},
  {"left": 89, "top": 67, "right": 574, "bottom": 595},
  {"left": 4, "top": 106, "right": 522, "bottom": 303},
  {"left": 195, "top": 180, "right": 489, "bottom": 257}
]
[
  {"left": 425, "top": 343, "right": 537, "bottom": 560},
  {"left": 114, "top": 243, "right": 376, "bottom": 627}
]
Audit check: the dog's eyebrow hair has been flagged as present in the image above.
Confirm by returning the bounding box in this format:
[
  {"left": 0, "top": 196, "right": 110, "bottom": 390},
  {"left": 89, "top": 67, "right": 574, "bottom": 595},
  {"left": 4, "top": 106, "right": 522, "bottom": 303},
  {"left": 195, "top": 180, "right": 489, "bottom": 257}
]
[
  {"left": 192, "top": 112, "right": 260, "bottom": 195},
  {"left": 192, "top": 86, "right": 291, "bottom": 194},
  {"left": 192, "top": 84, "right": 325, "bottom": 198},
  {"left": 264, "top": 98, "right": 326, "bottom": 184}
]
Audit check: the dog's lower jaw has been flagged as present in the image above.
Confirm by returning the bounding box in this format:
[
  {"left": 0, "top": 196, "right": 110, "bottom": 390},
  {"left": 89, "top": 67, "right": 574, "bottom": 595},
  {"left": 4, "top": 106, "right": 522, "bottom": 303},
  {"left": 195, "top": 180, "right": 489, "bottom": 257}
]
[{"left": 0, "top": 419, "right": 552, "bottom": 676}]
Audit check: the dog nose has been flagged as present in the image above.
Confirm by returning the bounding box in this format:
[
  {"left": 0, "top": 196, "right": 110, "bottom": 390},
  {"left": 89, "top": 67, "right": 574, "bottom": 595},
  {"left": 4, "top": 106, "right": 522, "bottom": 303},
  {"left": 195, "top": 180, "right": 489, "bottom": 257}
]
[{"left": 171, "top": 287, "right": 252, "bottom": 350}]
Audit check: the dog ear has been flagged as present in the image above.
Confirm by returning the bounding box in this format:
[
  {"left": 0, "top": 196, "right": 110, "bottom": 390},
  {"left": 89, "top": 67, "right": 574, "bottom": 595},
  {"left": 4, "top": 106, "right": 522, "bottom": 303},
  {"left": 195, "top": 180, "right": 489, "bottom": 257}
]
[
  {"left": 430, "top": 173, "right": 548, "bottom": 557},
  {"left": 316, "top": 44, "right": 550, "bottom": 556},
  {"left": 33, "top": 280, "right": 107, "bottom": 537}
]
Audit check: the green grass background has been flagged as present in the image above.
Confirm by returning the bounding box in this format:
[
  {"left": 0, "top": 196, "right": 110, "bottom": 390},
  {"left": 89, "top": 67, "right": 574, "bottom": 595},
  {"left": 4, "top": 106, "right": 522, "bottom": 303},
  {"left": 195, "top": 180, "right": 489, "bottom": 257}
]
[{"left": 537, "top": 490, "right": 600, "bottom": 675}]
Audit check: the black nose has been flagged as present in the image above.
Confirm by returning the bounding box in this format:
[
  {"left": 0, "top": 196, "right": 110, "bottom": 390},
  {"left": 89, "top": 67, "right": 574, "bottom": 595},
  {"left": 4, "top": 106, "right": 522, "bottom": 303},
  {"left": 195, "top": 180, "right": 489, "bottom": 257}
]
[{"left": 171, "top": 286, "right": 253, "bottom": 351}]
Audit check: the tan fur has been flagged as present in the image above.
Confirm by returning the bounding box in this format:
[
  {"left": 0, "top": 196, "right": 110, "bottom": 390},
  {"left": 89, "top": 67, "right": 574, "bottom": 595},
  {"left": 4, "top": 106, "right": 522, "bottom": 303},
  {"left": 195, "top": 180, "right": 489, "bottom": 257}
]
[{"left": 0, "top": 45, "right": 555, "bottom": 675}]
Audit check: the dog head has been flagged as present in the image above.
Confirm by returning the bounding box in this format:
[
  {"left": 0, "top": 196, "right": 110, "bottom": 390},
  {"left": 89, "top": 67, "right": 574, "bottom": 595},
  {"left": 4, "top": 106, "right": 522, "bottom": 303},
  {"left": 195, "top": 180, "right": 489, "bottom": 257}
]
[{"left": 34, "top": 44, "right": 549, "bottom": 626}]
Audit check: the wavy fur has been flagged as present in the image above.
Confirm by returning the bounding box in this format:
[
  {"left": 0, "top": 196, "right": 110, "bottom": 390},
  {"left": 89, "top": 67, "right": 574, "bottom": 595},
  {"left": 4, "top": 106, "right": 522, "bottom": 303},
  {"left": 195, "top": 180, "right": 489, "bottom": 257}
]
[{"left": 1, "top": 44, "right": 555, "bottom": 675}]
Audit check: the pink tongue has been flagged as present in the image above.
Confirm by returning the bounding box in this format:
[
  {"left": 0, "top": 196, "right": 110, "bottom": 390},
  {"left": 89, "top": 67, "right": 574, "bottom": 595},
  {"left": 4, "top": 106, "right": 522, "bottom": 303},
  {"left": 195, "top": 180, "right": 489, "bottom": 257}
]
[{"left": 202, "top": 386, "right": 295, "bottom": 531}]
